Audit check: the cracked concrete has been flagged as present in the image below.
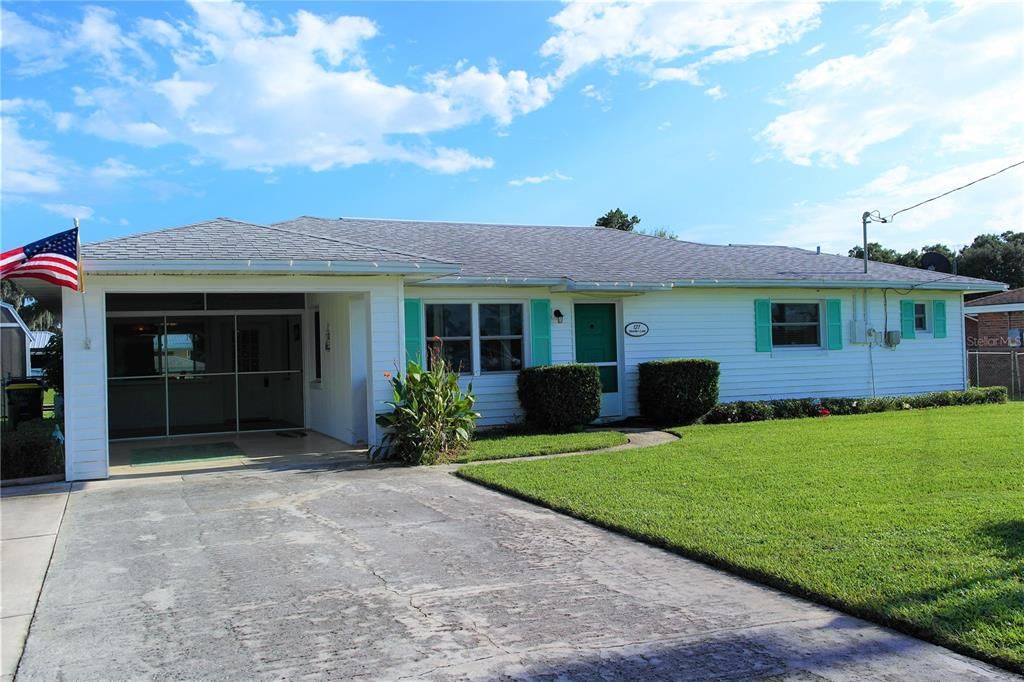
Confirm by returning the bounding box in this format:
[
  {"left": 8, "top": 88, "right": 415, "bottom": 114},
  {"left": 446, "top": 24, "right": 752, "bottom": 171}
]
[{"left": 16, "top": 463, "right": 1017, "bottom": 680}]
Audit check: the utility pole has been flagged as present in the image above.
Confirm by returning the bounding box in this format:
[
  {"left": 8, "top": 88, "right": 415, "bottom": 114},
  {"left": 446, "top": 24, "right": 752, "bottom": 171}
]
[{"left": 861, "top": 211, "right": 888, "bottom": 274}]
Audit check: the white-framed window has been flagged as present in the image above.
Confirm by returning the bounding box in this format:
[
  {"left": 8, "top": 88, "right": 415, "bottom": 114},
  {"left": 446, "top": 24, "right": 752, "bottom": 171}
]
[
  {"left": 425, "top": 303, "right": 473, "bottom": 372},
  {"left": 479, "top": 303, "right": 524, "bottom": 372},
  {"left": 914, "top": 302, "right": 929, "bottom": 332},
  {"left": 771, "top": 302, "right": 822, "bottom": 347},
  {"left": 423, "top": 301, "right": 526, "bottom": 374}
]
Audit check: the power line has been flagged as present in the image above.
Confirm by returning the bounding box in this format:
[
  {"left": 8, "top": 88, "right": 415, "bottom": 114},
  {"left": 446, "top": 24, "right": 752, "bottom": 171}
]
[{"left": 885, "top": 159, "right": 1024, "bottom": 222}]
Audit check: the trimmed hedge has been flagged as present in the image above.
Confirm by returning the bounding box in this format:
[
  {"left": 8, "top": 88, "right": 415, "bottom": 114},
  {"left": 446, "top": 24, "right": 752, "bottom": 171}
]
[
  {"left": 1, "top": 418, "right": 64, "bottom": 480},
  {"left": 517, "top": 364, "right": 601, "bottom": 431},
  {"left": 701, "top": 386, "right": 1008, "bottom": 424},
  {"left": 638, "top": 359, "right": 720, "bottom": 424}
]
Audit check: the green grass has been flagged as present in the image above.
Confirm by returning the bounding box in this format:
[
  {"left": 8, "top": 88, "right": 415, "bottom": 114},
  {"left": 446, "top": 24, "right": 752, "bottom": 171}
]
[
  {"left": 458, "top": 404, "right": 1024, "bottom": 671},
  {"left": 456, "top": 429, "right": 628, "bottom": 463}
]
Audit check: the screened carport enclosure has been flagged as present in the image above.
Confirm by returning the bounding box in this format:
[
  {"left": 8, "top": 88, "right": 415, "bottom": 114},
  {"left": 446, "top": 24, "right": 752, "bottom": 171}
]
[{"left": 106, "top": 293, "right": 305, "bottom": 439}]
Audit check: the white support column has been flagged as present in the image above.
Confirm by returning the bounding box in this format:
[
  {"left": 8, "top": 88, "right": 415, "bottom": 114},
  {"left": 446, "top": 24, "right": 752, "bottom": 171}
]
[{"left": 61, "top": 286, "right": 109, "bottom": 480}]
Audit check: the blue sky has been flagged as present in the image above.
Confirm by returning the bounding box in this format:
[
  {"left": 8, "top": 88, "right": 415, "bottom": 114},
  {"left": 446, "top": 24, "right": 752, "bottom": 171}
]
[{"left": 2, "top": 1, "right": 1021, "bottom": 254}]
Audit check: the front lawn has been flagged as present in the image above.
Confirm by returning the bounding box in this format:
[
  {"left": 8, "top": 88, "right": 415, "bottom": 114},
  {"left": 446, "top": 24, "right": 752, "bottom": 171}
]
[
  {"left": 456, "top": 430, "right": 627, "bottom": 463},
  {"left": 458, "top": 404, "right": 1024, "bottom": 670}
]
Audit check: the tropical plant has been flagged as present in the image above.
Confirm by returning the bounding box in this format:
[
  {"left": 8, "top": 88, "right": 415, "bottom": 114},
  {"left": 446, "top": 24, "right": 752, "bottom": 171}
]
[{"left": 374, "top": 348, "right": 479, "bottom": 465}]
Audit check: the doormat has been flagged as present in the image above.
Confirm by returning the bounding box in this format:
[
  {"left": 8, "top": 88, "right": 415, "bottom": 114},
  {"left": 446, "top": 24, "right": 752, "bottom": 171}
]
[
  {"left": 275, "top": 430, "right": 308, "bottom": 438},
  {"left": 130, "top": 441, "right": 245, "bottom": 467}
]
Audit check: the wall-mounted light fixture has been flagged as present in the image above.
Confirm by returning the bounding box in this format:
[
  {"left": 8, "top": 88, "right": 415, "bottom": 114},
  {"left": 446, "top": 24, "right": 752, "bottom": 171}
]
[{"left": 553, "top": 309, "right": 564, "bottom": 324}]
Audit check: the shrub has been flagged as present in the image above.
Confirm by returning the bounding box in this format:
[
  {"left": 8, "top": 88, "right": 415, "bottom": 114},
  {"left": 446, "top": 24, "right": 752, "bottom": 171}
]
[
  {"left": 819, "top": 397, "right": 860, "bottom": 416},
  {"left": 700, "top": 387, "right": 1009, "bottom": 425},
  {"left": 374, "top": 354, "right": 480, "bottom": 465},
  {"left": 702, "top": 400, "right": 774, "bottom": 424},
  {"left": 638, "top": 359, "right": 720, "bottom": 425},
  {"left": 771, "top": 398, "right": 819, "bottom": 420},
  {"left": 517, "top": 364, "right": 601, "bottom": 431},
  {"left": 1, "top": 419, "right": 64, "bottom": 480}
]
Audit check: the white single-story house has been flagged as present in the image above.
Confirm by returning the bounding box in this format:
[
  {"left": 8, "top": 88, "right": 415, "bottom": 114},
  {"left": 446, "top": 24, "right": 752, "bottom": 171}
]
[{"left": 18, "top": 216, "right": 1006, "bottom": 480}]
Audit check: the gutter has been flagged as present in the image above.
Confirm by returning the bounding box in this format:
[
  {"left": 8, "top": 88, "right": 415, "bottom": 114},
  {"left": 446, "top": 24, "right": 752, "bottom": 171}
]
[
  {"left": 84, "top": 259, "right": 462, "bottom": 276},
  {"left": 417, "top": 275, "right": 1005, "bottom": 293}
]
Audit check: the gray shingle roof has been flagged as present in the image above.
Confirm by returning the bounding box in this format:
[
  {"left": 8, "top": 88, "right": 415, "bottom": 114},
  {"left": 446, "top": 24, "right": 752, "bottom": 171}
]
[
  {"left": 83, "top": 215, "right": 1006, "bottom": 290},
  {"left": 274, "top": 216, "right": 1004, "bottom": 290},
  {"left": 83, "top": 218, "right": 452, "bottom": 265},
  {"left": 965, "top": 288, "right": 1024, "bottom": 306}
]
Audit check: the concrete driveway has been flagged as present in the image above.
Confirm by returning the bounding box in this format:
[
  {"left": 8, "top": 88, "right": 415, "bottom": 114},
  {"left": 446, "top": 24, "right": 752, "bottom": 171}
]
[{"left": 15, "top": 462, "right": 1016, "bottom": 680}]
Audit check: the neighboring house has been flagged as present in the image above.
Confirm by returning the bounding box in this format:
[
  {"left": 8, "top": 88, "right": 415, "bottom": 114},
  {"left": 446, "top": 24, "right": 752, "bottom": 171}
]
[
  {"left": 1, "top": 302, "right": 32, "bottom": 380},
  {"left": 15, "top": 217, "right": 1006, "bottom": 481},
  {"left": 27, "top": 330, "right": 55, "bottom": 377},
  {"left": 963, "top": 288, "right": 1023, "bottom": 398},
  {"left": 964, "top": 288, "right": 1024, "bottom": 348}
]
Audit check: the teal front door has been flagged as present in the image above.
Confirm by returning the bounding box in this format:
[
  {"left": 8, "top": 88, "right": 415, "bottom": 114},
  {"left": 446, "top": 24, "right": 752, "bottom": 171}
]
[{"left": 574, "top": 303, "right": 621, "bottom": 416}]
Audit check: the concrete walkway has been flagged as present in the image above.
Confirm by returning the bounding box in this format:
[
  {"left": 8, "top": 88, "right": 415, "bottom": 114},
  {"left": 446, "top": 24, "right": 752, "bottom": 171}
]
[
  {"left": 0, "top": 482, "right": 71, "bottom": 682},
  {"left": 15, "top": 463, "right": 1016, "bottom": 680}
]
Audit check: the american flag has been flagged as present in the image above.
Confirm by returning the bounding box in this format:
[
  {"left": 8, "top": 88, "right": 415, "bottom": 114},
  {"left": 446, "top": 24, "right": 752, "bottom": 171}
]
[{"left": 0, "top": 227, "right": 81, "bottom": 291}]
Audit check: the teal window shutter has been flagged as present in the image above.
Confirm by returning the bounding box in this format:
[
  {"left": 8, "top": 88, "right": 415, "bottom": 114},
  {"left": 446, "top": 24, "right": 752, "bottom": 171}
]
[
  {"left": 933, "top": 300, "right": 947, "bottom": 338},
  {"left": 404, "top": 298, "right": 422, "bottom": 365},
  {"left": 826, "top": 299, "right": 842, "bottom": 350},
  {"left": 530, "top": 299, "right": 552, "bottom": 366},
  {"left": 754, "top": 299, "right": 772, "bottom": 352},
  {"left": 900, "top": 300, "right": 916, "bottom": 339}
]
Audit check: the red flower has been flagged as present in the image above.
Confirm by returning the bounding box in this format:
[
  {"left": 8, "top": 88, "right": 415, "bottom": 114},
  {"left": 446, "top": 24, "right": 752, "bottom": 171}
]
[
  {"left": 383, "top": 371, "right": 392, "bottom": 380},
  {"left": 818, "top": 407, "right": 831, "bottom": 417}
]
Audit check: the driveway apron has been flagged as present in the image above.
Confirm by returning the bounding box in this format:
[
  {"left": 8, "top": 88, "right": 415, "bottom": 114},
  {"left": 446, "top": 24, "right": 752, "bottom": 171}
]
[{"left": 15, "top": 465, "right": 1016, "bottom": 680}]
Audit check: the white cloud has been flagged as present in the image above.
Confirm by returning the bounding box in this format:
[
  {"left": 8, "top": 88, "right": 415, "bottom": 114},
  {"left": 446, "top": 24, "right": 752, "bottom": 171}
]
[
  {"left": 542, "top": 2, "right": 822, "bottom": 87},
  {"left": 760, "top": 4, "right": 1024, "bottom": 166},
  {"left": 43, "top": 203, "right": 94, "bottom": 220},
  {"left": 804, "top": 43, "right": 825, "bottom": 56},
  {"left": 137, "top": 18, "right": 182, "bottom": 47},
  {"left": 0, "top": 117, "right": 65, "bottom": 194},
  {"left": 508, "top": 171, "right": 571, "bottom": 187},
  {"left": 771, "top": 156, "right": 1024, "bottom": 253},
  {"left": 579, "top": 83, "right": 608, "bottom": 102},
  {"left": 92, "top": 158, "right": 145, "bottom": 180},
  {"left": 2, "top": 2, "right": 552, "bottom": 174},
  {"left": 704, "top": 85, "right": 725, "bottom": 100},
  {"left": 54, "top": 112, "right": 74, "bottom": 132},
  {"left": 657, "top": 121, "right": 672, "bottom": 131}
]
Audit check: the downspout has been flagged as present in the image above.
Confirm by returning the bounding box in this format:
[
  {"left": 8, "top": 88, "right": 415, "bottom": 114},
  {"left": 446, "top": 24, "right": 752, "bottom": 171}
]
[{"left": 865, "top": 288, "right": 876, "bottom": 397}]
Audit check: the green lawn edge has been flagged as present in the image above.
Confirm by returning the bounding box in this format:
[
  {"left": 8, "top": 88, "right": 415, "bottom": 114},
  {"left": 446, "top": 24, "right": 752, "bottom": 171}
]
[
  {"left": 456, "top": 430, "right": 628, "bottom": 463},
  {"left": 456, "top": 407, "right": 1023, "bottom": 674}
]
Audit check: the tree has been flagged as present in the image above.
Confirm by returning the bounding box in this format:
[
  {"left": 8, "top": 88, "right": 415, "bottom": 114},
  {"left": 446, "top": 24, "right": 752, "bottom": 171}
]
[
  {"left": 847, "top": 231, "right": 1024, "bottom": 290},
  {"left": 638, "top": 228, "right": 678, "bottom": 240},
  {"left": 847, "top": 242, "right": 905, "bottom": 264},
  {"left": 0, "top": 280, "right": 58, "bottom": 331},
  {"left": 596, "top": 208, "right": 641, "bottom": 232},
  {"left": 958, "top": 231, "right": 1024, "bottom": 289}
]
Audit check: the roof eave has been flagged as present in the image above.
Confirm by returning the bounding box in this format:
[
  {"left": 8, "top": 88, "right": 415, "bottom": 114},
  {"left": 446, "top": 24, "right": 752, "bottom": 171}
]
[
  {"left": 963, "top": 302, "right": 1024, "bottom": 314},
  {"left": 84, "top": 259, "right": 462, "bottom": 276}
]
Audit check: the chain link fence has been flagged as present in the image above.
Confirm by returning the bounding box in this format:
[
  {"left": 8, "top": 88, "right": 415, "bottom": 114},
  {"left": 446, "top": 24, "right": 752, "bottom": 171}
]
[{"left": 967, "top": 350, "right": 1023, "bottom": 399}]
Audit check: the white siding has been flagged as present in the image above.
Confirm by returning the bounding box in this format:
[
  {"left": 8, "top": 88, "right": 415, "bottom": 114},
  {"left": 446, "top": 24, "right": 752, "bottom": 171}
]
[
  {"left": 62, "top": 286, "right": 109, "bottom": 481},
  {"left": 409, "top": 285, "right": 968, "bottom": 428},
  {"left": 405, "top": 286, "right": 574, "bottom": 427},
  {"left": 307, "top": 292, "right": 371, "bottom": 444},
  {"left": 620, "top": 288, "right": 966, "bottom": 414}
]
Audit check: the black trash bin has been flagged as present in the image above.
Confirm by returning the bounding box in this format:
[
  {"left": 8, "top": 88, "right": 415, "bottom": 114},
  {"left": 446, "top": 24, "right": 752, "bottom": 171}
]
[{"left": 5, "top": 377, "right": 44, "bottom": 426}]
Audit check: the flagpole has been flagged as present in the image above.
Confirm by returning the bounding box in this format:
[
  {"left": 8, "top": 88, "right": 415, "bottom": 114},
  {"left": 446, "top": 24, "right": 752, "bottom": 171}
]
[
  {"left": 75, "top": 217, "right": 85, "bottom": 294},
  {"left": 75, "top": 217, "right": 91, "bottom": 349}
]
